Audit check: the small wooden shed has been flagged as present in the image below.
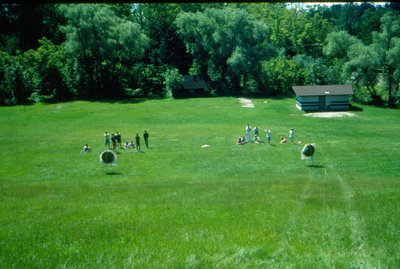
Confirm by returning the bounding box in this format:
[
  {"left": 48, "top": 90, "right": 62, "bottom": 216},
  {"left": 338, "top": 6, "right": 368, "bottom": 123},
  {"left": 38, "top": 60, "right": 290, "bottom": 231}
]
[
  {"left": 181, "top": 75, "right": 208, "bottom": 95},
  {"left": 292, "top": 85, "right": 354, "bottom": 111},
  {"left": 173, "top": 75, "right": 209, "bottom": 98}
]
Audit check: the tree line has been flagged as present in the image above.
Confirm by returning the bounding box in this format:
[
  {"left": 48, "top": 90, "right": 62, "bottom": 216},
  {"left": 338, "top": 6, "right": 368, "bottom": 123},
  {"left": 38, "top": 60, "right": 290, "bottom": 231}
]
[{"left": 1, "top": 3, "right": 399, "bottom": 107}]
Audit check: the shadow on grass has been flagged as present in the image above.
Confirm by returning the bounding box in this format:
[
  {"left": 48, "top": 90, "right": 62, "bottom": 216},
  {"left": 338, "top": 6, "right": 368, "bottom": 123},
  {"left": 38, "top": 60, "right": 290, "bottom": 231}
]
[
  {"left": 349, "top": 104, "right": 364, "bottom": 111},
  {"left": 89, "top": 98, "right": 148, "bottom": 105},
  {"left": 305, "top": 164, "right": 324, "bottom": 168},
  {"left": 106, "top": 171, "right": 122, "bottom": 175}
]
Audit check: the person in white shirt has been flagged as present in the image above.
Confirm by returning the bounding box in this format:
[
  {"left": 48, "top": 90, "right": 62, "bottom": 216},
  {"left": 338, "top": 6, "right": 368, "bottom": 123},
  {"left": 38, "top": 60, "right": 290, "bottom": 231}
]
[
  {"left": 289, "top": 128, "right": 295, "bottom": 143},
  {"left": 104, "top": 131, "right": 110, "bottom": 148},
  {"left": 265, "top": 129, "right": 271, "bottom": 146},
  {"left": 245, "top": 124, "right": 252, "bottom": 142},
  {"left": 82, "top": 144, "right": 91, "bottom": 153},
  {"left": 236, "top": 137, "right": 245, "bottom": 145},
  {"left": 129, "top": 140, "right": 135, "bottom": 148},
  {"left": 124, "top": 141, "right": 130, "bottom": 149}
]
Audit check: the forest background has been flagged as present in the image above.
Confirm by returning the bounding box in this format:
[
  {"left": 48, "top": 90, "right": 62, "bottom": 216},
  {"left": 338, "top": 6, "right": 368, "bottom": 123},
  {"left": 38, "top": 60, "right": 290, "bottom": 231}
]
[{"left": 1, "top": 2, "right": 400, "bottom": 107}]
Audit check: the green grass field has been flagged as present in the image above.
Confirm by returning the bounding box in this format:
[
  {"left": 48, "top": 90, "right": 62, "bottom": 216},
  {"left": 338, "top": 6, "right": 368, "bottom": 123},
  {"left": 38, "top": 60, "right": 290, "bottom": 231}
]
[{"left": 1, "top": 97, "right": 399, "bottom": 268}]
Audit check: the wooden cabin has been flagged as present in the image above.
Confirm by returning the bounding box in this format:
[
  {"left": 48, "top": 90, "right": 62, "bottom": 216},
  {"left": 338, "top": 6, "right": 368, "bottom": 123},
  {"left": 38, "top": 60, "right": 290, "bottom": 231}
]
[{"left": 292, "top": 85, "right": 354, "bottom": 111}]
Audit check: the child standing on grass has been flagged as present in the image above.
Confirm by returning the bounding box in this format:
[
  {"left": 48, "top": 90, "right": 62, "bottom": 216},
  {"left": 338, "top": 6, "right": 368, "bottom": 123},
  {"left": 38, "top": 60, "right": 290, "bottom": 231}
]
[
  {"left": 289, "top": 128, "right": 295, "bottom": 143},
  {"left": 104, "top": 131, "right": 110, "bottom": 148},
  {"left": 265, "top": 129, "right": 271, "bottom": 146}
]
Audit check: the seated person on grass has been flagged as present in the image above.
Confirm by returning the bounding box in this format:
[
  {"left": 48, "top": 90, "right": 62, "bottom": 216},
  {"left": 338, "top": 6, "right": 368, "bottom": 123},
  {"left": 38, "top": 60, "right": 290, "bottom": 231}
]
[
  {"left": 236, "top": 136, "right": 246, "bottom": 145},
  {"left": 280, "top": 136, "right": 287, "bottom": 144},
  {"left": 82, "top": 144, "right": 91, "bottom": 153},
  {"left": 124, "top": 141, "right": 130, "bottom": 149},
  {"left": 129, "top": 140, "right": 136, "bottom": 148},
  {"left": 254, "top": 135, "right": 261, "bottom": 144}
]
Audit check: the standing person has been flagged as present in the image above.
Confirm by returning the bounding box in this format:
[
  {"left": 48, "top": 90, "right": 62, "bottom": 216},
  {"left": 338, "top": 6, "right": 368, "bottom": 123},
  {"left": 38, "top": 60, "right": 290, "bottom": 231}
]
[
  {"left": 253, "top": 126, "right": 260, "bottom": 142},
  {"left": 111, "top": 133, "right": 117, "bottom": 150},
  {"left": 253, "top": 126, "right": 259, "bottom": 136},
  {"left": 104, "top": 131, "right": 110, "bottom": 149},
  {"left": 135, "top": 133, "right": 141, "bottom": 151},
  {"left": 245, "top": 124, "right": 252, "bottom": 143},
  {"left": 289, "top": 128, "right": 295, "bottom": 143},
  {"left": 115, "top": 132, "right": 122, "bottom": 148},
  {"left": 143, "top": 130, "right": 149, "bottom": 149},
  {"left": 265, "top": 128, "right": 271, "bottom": 146}
]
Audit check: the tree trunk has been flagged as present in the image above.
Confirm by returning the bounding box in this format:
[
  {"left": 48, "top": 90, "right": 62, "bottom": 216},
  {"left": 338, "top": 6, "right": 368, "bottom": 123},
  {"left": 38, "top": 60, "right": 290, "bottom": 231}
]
[{"left": 387, "top": 66, "right": 395, "bottom": 107}]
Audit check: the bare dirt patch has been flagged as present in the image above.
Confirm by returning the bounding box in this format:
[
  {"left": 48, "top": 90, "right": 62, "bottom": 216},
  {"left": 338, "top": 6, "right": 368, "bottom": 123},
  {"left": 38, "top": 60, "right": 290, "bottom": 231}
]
[
  {"left": 238, "top": 98, "right": 255, "bottom": 108},
  {"left": 304, "top": 112, "right": 356, "bottom": 118}
]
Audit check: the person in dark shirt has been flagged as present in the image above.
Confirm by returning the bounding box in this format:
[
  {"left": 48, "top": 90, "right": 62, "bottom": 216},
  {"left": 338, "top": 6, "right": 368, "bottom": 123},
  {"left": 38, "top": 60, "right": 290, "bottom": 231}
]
[
  {"left": 115, "top": 132, "right": 122, "bottom": 148},
  {"left": 143, "top": 130, "right": 149, "bottom": 148},
  {"left": 135, "top": 133, "right": 141, "bottom": 151},
  {"left": 111, "top": 133, "right": 117, "bottom": 150}
]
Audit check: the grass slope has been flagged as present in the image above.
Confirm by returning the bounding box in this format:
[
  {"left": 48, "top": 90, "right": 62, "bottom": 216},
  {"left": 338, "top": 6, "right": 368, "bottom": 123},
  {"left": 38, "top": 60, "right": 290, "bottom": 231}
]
[{"left": 0, "top": 97, "right": 399, "bottom": 268}]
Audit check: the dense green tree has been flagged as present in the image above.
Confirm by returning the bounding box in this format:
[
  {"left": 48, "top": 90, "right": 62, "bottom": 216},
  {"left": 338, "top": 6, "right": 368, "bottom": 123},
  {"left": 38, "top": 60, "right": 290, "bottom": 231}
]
[
  {"left": 322, "top": 3, "right": 388, "bottom": 45},
  {"left": 323, "top": 30, "right": 361, "bottom": 91},
  {"left": 25, "top": 38, "right": 73, "bottom": 102},
  {"left": 342, "top": 43, "right": 382, "bottom": 105},
  {"left": 176, "top": 7, "right": 274, "bottom": 96},
  {"left": 246, "top": 3, "right": 329, "bottom": 58},
  {"left": 0, "top": 51, "right": 34, "bottom": 105},
  {"left": 0, "top": 4, "right": 65, "bottom": 53},
  {"left": 1, "top": 3, "right": 399, "bottom": 105},
  {"left": 337, "top": 11, "right": 400, "bottom": 106},
  {"left": 372, "top": 11, "right": 400, "bottom": 107},
  {"left": 132, "top": 4, "right": 192, "bottom": 74},
  {"left": 136, "top": 64, "right": 166, "bottom": 97},
  {"left": 323, "top": 30, "right": 361, "bottom": 60},
  {"left": 163, "top": 67, "right": 184, "bottom": 98},
  {"left": 59, "top": 4, "right": 148, "bottom": 99},
  {"left": 260, "top": 56, "right": 304, "bottom": 96}
]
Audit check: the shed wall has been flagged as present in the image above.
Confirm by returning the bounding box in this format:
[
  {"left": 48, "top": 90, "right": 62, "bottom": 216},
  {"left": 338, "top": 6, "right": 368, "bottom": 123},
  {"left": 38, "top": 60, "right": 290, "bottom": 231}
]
[
  {"left": 296, "top": 95, "right": 350, "bottom": 111},
  {"left": 326, "top": 95, "right": 350, "bottom": 110},
  {"left": 296, "top": 96, "right": 320, "bottom": 111}
]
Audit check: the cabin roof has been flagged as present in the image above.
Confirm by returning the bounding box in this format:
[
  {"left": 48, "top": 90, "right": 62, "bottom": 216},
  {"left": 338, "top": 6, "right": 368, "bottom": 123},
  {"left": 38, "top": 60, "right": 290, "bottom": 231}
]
[{"left": 292, "top": 85, "right": 353, "bottom": 96}]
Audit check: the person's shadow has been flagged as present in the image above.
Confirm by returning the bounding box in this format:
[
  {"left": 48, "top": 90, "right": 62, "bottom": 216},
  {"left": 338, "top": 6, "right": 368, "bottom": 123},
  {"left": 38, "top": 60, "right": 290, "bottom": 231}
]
[
  {"left": 306, "top": 164, "right": 324, "bottom": 168},
  {"left": 106, "top": 171, "right": 122, "bottom": 175}
]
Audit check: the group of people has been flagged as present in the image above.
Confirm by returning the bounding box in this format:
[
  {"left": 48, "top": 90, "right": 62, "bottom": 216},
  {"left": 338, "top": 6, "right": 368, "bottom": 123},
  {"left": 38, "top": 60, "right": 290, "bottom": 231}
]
[
  {"left": 104, "top": 130, "right": 150, "bottom": 151},
  {"left": 82, "top": 130, "right": 151, "bottom": 154},
  {"left": 103, "top": 131, "right": 122, "bottom": 150},
  {"left": 237, "top": 124, "right": 295, "bottom": 146}
]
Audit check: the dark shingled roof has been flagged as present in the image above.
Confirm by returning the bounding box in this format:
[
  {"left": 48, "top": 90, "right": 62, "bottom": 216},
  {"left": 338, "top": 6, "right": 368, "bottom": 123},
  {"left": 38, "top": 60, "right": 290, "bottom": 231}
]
[
  {"left": 181, "top": 75, "right": 207, "bottom": 90},
  {"left": 292, "top": 85, "right": 353, "bottom": 96}
]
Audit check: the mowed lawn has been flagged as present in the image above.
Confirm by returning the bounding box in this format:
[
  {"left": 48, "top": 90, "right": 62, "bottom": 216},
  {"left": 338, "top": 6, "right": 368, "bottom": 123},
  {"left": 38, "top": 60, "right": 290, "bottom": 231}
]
[{"left": 0, "top": 97, "right": 399, "bottom": 268}]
